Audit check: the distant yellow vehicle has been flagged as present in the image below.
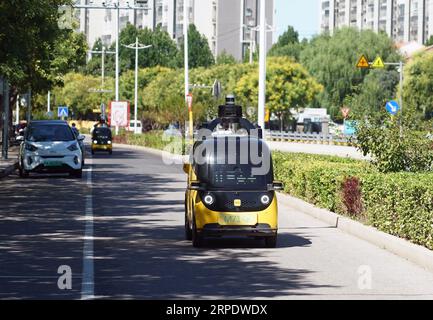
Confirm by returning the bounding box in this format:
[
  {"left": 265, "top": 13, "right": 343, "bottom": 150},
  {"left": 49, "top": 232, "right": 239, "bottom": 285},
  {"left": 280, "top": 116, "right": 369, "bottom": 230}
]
[
  {"left": 184, "top": 96, "right": 282, "bottom": 248},
  {"left": 91, "top": 127, "right": 112, "bottom": 155}
]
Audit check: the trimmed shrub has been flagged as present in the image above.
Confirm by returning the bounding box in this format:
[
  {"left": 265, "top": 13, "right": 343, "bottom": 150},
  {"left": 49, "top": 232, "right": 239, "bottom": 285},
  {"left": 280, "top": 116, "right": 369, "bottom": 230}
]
[{"left": 272, "top": 152, "right": 433, "bottom": 250}]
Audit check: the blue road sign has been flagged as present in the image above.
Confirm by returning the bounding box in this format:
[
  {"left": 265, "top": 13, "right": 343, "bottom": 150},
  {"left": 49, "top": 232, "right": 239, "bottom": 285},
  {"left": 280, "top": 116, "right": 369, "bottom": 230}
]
[
  {"left": 344, "top": 120, "right": 357, "bottom": 136},
  {"left": 58, "top": 106, "right": 69, "bottom": 118},
  {"left": 386, "top": 101, "right": 400, "bottom": 116}
]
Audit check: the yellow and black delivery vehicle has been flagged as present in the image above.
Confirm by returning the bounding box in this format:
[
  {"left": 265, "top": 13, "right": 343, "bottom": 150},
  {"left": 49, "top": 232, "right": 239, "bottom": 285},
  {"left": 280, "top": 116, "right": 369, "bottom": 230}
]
[
  {"left": 184, "top": 96, "right": 283, "bottom": 248},
  {"left": 91, "top": 126, "right": 113, "bottom": 155}
]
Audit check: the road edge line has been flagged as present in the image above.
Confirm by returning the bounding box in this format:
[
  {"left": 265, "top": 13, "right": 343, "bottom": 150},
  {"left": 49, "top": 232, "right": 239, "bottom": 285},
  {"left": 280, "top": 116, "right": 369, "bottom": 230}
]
[{"left": 81, "top": 161, "right": 94, "bottom": 300}]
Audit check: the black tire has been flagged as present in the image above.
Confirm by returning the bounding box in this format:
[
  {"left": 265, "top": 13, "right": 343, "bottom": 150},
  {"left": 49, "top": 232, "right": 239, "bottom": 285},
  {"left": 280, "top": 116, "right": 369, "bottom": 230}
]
[
  {"left": 185, "top": 197, "right": 192, "bottom": 241},
  {"left": 70, "top": 169, "right": 82, "bottom": 179},
  {"left": 108, "top": 150, "right": 112, "bottom": 155},
  {"left": 265, "top": 235, "right": 277, "bottom": 248},
  {"left": 19, "top": 167, "right": 29, "bottom": 178},
  {"left": 192, "top": 213, "right": 204, "bottom": 248},
  {"left": 18, "top": 159, "right": 29, "bottom": 178},
  {"left": 91, "top": 150, "right": 95, "bottom": 155}
]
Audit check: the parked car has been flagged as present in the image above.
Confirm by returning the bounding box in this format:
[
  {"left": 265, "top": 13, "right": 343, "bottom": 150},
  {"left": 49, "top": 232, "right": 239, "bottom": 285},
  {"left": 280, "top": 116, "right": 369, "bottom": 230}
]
[
  {"left": 18, "top": 120, "right": 84, "bottom": 178},
  {"left": 127, "top": 120, "right": 143, "bottom": 134}
]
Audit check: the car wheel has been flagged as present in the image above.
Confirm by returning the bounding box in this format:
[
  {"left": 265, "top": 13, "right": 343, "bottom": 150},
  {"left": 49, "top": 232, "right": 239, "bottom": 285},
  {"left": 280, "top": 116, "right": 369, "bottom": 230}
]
[
  {"left": 19, "top": 159, "right": 29, "bottom": 178},
  {"left": 185, "top": 196, "right": 192, "bottom": 241},
  {"left": 70, "top": 169, "right": 82, "bottom": 179},
  {"left": 192, "top": 212, "right": 204, "bottom": 248},
  {"left": 265, "top": 235, "right": 277, "bottom": 248}
]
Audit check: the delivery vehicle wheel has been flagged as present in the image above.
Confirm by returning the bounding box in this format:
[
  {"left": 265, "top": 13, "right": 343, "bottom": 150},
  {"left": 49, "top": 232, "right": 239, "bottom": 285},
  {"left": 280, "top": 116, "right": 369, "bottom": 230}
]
[
  {"left": 265, "top": 235, "right": 277, "bottom": 248},
  {"left": 70, "top": 169, "right": 82, "bottom": 179},
  {"left": 185, "top": 198, "right": 192, "bottom": 241},
  {"left": 192, "top": 213, "right": 204, "bottom": 248}
]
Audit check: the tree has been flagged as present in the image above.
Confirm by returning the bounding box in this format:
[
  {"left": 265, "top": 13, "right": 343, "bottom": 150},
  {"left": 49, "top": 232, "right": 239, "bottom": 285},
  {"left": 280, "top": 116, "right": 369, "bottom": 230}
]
[
  {"left": 268, "top": 26, "right": 304, "bottom": 61},
  {"left": 403, "top": 51, "right": 433, "bottom": 120},
  {"left": 425, "top": 35, "right": 433, "bottom": 46},
  {"left": 0, "top": 0, "right": 87, "bottom": 92},
  {"left": 216, "top": 51, "right": 237, "bottom": 65},
  {"left": 85, "top": 25, "right": 179, "bottom": 77},
  {"left": 52, "top": 72, "right": 114, "bottom": 116},
  {"left": 177, "top": 24, "right": 215, "bottom": 68},
  {"left": 300, "top": 28, "right": 400, "bottom": 119},
  {"left": 235, "top": 57, "right": 323, "bottom": 127},
  {"left": 345, "top": 69, "right": 399, "bottom": 121}
]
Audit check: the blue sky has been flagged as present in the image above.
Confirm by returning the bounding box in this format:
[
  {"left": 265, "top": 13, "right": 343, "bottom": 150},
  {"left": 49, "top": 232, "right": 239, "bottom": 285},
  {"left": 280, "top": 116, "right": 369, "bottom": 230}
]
[{"left": 274, "top": 0, "right": 319, "bottom": 42}]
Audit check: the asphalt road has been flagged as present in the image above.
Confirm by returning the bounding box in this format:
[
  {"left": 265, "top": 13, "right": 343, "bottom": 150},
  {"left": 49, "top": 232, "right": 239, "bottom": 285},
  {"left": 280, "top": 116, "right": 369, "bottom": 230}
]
[{"left": 1, "top": 144, "right": 433, "bottom": 299}]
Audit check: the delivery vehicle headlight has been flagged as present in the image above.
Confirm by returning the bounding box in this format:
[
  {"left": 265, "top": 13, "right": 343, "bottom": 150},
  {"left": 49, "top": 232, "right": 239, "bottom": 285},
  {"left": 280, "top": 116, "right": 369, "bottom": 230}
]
[
  {"left": 67, "top": 143, "right": 79, "bottom": 151},
  {"left": 25, "top": 143, "right": 38, "bottom": 152},
  {"left": 93, "top": 140, "right": 98, "bottom": 144},
  {"left": 260, "top": 195, "right": 271, "bottom": 205},
  {"left": 107, "top": 140, "right": 112, "bottom": 144},
  {"left": 203, "top": 194, "right": 215, "bottom": 206}
]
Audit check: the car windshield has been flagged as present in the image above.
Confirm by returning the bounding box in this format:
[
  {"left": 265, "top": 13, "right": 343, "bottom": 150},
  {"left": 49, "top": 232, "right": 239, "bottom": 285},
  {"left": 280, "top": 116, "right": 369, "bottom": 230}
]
[
  {"left": 27, "top": 125, "right": 75, "bottom": 142},
  {"left": 93, "top": 128, "right": 112, "bottom": 139}
]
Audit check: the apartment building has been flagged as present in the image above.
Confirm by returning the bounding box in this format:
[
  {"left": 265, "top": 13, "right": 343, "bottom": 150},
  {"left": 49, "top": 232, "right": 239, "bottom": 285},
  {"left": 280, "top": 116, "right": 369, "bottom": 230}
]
[
  {"left": 75, "top": 0, "right": 273, "bottom": 61},
  {"left": 320, "top": 0, "right": 433, "bottom": 44}
]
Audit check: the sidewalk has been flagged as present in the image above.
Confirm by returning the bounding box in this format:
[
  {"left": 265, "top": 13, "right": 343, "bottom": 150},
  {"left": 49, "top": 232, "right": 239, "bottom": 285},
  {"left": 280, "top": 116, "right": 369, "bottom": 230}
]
[
  {"left": 0, "top": 146, "right": 19, "bottom": 179},
  {"left": 266, "top": 140, "right": 370, "bottom": 160}
]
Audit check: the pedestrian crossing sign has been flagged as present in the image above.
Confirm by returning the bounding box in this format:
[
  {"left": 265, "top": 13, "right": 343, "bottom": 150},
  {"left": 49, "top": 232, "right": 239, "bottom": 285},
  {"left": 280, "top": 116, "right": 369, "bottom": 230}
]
[
  {"left": 356, "top": 55, "right": 370, "bottom": 69},
  {"left": 372, "top": 56, "right": 385, "bottom": 69},
  {"left": 58, "top": 106, "right": 68, "bottom": 118}
]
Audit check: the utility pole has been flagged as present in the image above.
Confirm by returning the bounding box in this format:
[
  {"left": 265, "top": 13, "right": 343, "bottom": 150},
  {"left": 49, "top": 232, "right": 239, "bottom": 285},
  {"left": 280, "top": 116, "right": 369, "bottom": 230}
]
[
  {"left": 89, "top": 47, "right": 116, "bottom": 88},
  {"left": 258, "top": 0, "right": 266, "bottom": 133},
  {"left": 2, "top": 80, "right": 9, "bottom": 160},
  {"left": 184, "top": 0, "right": 189, "bottom": 100},
  {"left": 15, "top": 95, "right": 19, "bottom": 125},
  {"left": 68, "top": 1, "right": 150, "bottom": 102},
  {"left": 122, "top": 37, "right": 152, "bottom": 134},
  {"left": 115, "top": 0, "right": 120, "bottom": 101},
  {"left": 47, "top": 91, "right": 51, "bottom": 113},
  {"left": 26, "top": 88, "right": 32, "bottom": 123}
]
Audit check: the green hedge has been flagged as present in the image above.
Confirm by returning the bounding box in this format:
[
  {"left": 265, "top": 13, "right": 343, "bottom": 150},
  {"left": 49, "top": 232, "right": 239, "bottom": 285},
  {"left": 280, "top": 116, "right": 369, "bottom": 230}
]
[
  {"left": 115, "top": 131, "right": 184, "bottom": 154},
  {"left": 273, "top": 152, "right": 433, "bottom": 250}
]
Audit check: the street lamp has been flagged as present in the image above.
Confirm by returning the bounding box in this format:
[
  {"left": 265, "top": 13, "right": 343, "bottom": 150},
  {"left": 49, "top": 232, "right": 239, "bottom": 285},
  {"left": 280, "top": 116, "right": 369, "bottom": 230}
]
[
  {"left": 68, "top": 1, "right": 150, "bottom": 101},
  {"left": 122, "top": 37, "right": 152, "bottom": 134}
]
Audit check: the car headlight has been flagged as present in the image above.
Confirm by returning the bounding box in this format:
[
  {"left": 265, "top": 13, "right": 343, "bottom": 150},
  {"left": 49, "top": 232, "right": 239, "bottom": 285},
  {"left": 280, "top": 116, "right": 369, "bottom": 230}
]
[
  {"left": 203, "top": 194, "right": 215, "bottom": 206},
  {"left": 93, "top": 140, "right": 98, "bottom": 144},
  {"left": 260, "top": 194, "right": 271, "bottom": 205},
  {"left": 107, "top": 140, "right": 112, "bottom": 144},
  {"left": 25, "top": 143, "right": 38, "bottom": 152},
  {"left": 68, "top": 143, "right": 79, "bottom": 151}
]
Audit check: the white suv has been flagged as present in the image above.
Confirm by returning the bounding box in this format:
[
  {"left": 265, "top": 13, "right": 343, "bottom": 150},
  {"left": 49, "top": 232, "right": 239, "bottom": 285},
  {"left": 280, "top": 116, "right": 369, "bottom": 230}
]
[{"left": 18, "top": 121, "right": 84, "bottom": 178}]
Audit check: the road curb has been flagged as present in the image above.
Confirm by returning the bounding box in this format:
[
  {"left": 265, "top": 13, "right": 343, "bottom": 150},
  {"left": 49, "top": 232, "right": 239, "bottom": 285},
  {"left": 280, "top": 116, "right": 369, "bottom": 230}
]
[{"left": 278, "top": 193, "right": 433, "bottom": 273}]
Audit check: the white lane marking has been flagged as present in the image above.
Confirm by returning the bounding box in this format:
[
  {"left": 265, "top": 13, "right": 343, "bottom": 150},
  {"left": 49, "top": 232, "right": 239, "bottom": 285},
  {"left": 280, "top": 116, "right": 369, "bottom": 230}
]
[{"left": 81, "top": 160, "right": 94, "bottom": 300}]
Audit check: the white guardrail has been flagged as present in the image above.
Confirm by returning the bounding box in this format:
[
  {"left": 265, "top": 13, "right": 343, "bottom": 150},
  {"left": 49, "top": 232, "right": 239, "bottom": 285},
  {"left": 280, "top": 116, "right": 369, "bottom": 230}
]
[{"left": 267, "top": 131, "right": 357, "bottom": 145}]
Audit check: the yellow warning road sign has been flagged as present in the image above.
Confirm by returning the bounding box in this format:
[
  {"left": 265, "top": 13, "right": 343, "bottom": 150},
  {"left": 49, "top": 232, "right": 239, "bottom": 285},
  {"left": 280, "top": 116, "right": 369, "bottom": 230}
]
[
  {"left": 356, "top": 55, "right": 370, "bottom": 68},
  {"left": 371, "top": 56, "right": 385, "bottom": 69}
]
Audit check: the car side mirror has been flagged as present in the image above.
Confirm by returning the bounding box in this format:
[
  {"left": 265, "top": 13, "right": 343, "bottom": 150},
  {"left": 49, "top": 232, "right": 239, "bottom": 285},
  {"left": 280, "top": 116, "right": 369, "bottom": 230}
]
[
  {"left": 273, "top": 181, "right": 284, "bottom": 191},
  {"left": 183, "top": 163, "right": 191, "bottom": 174},
  {"left": 77, "top": 135, "right": 85, "bottom": 141},
  {"left": 189, "top": 181, "right": 203, "bottom": 191}
]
